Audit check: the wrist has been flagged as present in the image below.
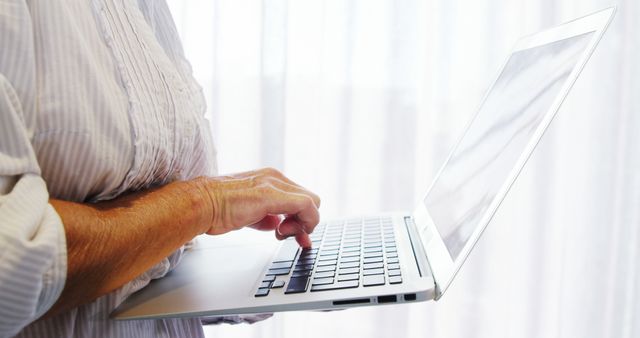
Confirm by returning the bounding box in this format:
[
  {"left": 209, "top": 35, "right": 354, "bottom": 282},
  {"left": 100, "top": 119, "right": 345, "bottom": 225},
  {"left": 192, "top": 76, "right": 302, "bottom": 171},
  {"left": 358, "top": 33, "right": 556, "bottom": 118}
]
[{"left": 180, "top": 177, "right": 215, "bottom": 235}]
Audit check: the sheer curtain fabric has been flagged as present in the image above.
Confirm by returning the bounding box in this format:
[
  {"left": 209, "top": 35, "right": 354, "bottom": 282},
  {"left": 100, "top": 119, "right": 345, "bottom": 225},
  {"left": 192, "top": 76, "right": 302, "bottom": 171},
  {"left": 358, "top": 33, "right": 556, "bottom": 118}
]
[{"left": 166, "top": 0, "right": 640, "bottom": 337}]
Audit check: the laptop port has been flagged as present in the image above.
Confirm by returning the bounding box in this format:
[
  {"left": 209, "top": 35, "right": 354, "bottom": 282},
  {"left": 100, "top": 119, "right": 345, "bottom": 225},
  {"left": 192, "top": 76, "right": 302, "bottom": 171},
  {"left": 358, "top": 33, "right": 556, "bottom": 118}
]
[
  {"left": 333, "top": 298, "right": 371, "bottom": 306},
  {"left": 377, "top": 295, "right": 397, "bottom": 303},
  {"left": 404, "top": 293, "right": 417, "bottom": 301}
]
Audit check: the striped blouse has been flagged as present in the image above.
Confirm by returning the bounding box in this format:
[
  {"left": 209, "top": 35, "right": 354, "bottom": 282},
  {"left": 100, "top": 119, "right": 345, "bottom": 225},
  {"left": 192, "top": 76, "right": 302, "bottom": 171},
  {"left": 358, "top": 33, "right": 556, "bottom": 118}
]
[{"left": 0, "top": 0, "right": 217, "bottom": 337}]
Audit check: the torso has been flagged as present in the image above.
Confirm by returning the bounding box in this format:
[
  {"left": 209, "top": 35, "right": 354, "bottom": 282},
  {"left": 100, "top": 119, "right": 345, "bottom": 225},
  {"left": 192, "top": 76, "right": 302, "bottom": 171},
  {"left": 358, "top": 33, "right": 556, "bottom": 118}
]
[{"left": 16, "top": 0, "right": 215, "bottom": 336}]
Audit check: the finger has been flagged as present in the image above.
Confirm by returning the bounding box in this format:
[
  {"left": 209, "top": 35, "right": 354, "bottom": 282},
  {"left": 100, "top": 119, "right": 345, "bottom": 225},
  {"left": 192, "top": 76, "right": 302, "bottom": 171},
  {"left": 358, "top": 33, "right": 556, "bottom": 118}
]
[
  {"left": 260, "top": 168, "right": 321, "bottom": 208},
  {"left": 295, "top": 232, "right": 312, "bottom": 249},
  {"left": 248, "top": 214, "right": 282, "bottom": 231},
  {"left": 262, "top": 191, "right": 320, "bottom": 233},
  {"left": 276, "top": 217, "right": 306, "bottom": 237},
  {"left": 267, "top": 177, "right": 321, "bottom": 209},
  {"left": 229, "top": 168, "right": 321, "bottom": 208},
  {"left": 259, "top": 167, "right": 304, "bottom": 190},
  {"left": 274, "top": 217, "right": 307, "bottom": 245},
  {"left": 275, "top": 216, "right": 315, "bottom": 249}
]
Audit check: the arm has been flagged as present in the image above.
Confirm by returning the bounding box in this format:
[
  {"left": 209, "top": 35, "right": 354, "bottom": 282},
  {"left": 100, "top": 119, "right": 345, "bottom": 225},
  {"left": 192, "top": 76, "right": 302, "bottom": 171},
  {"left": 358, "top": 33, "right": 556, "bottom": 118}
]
[
  {"left": 47, "top": 168, "right": 321, "bottom": 317},
  {"left": 46, "top": 180, "right": 209, "bottom": 316}
]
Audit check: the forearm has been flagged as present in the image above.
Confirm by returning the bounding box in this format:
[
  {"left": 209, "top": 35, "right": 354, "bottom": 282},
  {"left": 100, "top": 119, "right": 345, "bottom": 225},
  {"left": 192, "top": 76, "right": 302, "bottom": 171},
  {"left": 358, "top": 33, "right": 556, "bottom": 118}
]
[{"left": 46, "top": 180, "right": 211, "bottom": 317}]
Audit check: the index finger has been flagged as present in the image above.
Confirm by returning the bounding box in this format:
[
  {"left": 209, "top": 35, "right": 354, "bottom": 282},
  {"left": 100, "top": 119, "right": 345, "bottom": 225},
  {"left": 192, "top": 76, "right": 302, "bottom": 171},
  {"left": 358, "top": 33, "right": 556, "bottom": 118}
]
[{"left": 262, "top": 190, "right": 320, "bottom": 233}]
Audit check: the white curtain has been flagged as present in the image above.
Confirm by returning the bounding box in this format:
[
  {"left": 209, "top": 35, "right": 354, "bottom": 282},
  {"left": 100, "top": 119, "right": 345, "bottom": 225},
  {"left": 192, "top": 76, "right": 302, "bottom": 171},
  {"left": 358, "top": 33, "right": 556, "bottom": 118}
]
[{"left": 166, "top": 0, "right": 640, "bottom": 337}]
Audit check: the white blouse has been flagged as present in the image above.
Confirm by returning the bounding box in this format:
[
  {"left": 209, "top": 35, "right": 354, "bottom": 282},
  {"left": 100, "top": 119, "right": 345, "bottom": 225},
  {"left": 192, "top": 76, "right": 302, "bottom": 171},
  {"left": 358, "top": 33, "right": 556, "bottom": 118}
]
[{"left": 0, "top": 0, "right": 217, "bottom": 337}]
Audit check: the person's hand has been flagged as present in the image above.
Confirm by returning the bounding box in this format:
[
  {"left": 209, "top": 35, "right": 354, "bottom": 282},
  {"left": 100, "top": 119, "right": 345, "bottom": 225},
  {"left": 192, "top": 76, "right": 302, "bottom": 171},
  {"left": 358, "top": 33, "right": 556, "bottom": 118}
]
[{"left": 192, "top": 168, "right": 321, "bottom": 248}]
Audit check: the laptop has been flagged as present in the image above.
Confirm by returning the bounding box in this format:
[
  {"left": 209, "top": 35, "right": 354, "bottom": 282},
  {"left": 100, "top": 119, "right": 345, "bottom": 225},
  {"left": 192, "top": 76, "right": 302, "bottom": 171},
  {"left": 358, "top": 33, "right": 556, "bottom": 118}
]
[{"left": 112, "top": 7, "right": 615, "bottom": 320}]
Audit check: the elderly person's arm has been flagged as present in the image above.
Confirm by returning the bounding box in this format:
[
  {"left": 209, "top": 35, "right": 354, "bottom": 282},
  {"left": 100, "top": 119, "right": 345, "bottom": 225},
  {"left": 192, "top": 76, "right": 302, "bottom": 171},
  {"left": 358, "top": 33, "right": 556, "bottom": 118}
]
[
  {"left": 1, "top": 68, "right": 319, "bottom": 334},
  {"left": 47, "top": 169, "right": 320, "bottom": 317}
]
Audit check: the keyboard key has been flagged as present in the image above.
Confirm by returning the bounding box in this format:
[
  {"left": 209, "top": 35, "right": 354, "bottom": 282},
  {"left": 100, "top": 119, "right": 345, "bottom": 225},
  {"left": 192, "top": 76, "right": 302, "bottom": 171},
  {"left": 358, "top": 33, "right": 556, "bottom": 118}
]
[
  {"left": 285, "top": 276, "right": 310, "bottom": 294},
  {"left": 298, "top": 253, "right": 317, "bottom": 260},
  {"left": 363, "top": 268, "right": 384, "bottom": 276},
  {"left": 266, "top": 268, "right": 291, "bottom": 276},
  {"left": 342, "top": 247, "right": 360, "bottom": 253},
  {"left": 338, "top": 267, "right": 359, "bottom": 275},
  {"left": 312, "top": 277, "right": 334, "bottom": 286},
  {"left": 363, "top": 262, "right": 383, "bottom": 270},
  {"left": 341, "top": 252, "right": 360, "bottom": 258},
  {"left": 311, "top": 280, "right": 359, "bottom": 292},
  {"left": 316, "top": 265, "right": 336, "bottom": 272},
  {"left": 340, "top": 256, "right": 360, "bottom": 263},
  {"left": 364, "top": 252, "right": 383, "bottom": 259},
  {"left": 270, "top": 261, "right": 294, "bottom": 270},
  {"left": 386, "top": 252, "right": 398, "bottom": 258},
  {"left": 319, "top": 253, "right": 339, "bottom": 260},
  {"left": 271, "top": 280, "right": 286, "bottom": 288},
  {"left": 317, "top": 259, "right": 337, "bottom": 267},
  {"left": 337, "top": 274, "right": 360, "bottom": 282},
  {"left": 292, "top": 270, "right": 312, "bottom": 277},
  {"left": 387, "top": 258, "right": 399, "bottom": 264},
  {"left": 294, "top": 264, "right": 314, "bottom": 271},
  {"left": 262, "top": 275, "right": 276, "bottom": 282},
  {"left": 322, "top": 245, "right": 340, "bottom": 251},
  {"left": 339, "top": 261, "right": 360, "bottom": 269},
  {"left": 364, "top": 247, "right": 382, "bottom": 253},
  {"left": 297, "top": 258, "right": 315, "bottom": 266},
  {"left": 387, "top": 263, "right": 400, "bottom": 270},
  {"left": 273, "top": 240, "right": 300, "bottom": 263},
  {"left": 260, "top": 281, "right": 272, "bottom": 288},
  {"left": 388, "top": 270, "right": 401, "bottom": 277},
  {"left": 314, "top": 271, "right": 335, "bottom": 279},
  {"left": 363, "top": 257, "right": 383, "bottom": 264},
  {"left": 363, "top": 275, "right": 385, "bottom": 287},
  {"left": 255, "top": 288, "right": 270, "bottom": 297},
  {"left": 389, "top": 276, "right": 403, "bottom": 284},
  {"left": 385, "top": 248, "right": 398, "bottom": 253}
]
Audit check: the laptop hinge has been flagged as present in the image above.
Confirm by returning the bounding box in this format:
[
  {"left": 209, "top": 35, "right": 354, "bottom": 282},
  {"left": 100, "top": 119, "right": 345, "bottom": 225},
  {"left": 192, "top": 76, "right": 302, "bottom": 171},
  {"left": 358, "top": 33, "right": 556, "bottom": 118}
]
[{"left": 404, "top": 216, "right": 432, "bottom": 279}]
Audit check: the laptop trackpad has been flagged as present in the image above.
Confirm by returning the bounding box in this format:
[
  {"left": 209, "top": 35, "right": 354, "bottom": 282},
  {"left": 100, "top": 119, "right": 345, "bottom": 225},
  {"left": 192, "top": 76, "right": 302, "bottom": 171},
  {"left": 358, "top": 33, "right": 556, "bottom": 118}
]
[{"left": 112, "top": 231, "right": 278, "bottom": 319}]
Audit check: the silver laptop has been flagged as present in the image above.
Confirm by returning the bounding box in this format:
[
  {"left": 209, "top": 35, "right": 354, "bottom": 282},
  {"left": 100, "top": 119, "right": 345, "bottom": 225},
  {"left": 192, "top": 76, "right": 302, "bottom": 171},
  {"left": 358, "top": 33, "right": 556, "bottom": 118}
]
[{"left": 112, "top": 7, "right": 615, "bottom": 320}]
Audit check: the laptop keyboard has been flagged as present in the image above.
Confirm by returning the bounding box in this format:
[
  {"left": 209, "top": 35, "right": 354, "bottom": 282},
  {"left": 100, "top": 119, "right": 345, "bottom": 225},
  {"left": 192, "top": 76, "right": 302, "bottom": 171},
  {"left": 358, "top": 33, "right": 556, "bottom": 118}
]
[{"left": 255, "top": 216, "right": 402, "bottom": 297}]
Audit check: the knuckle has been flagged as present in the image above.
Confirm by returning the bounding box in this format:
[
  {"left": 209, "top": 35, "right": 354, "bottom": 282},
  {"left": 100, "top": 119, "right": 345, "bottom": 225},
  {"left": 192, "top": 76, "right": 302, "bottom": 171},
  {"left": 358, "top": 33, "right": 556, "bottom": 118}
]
[
  {"left": 298, "top": 195, "right": 314, "bottom": 208},
  {"left": 245, "top": 175, "right": 259, "bottom": 188},
  {"left": 260, "top": 167, "right": 279, "bottom": 176},
  {"left": 312, "top": 193, "right": 321, "bottom": 206},
  {"left": 256, "top": 185, "right": 272, "bottom": 196}
]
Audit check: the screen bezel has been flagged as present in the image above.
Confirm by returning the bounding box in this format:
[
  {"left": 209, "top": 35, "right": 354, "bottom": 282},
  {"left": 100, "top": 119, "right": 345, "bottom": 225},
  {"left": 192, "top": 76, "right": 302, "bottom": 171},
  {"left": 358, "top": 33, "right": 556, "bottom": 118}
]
[{"left": 413, "top": 7, "right": 616, "bottom": 299}]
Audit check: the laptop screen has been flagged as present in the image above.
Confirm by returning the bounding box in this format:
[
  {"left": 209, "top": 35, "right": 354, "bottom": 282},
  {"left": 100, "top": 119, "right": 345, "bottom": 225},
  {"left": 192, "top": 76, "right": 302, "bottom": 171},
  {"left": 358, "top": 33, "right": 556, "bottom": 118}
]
[{"left": 424, "top": 32, "right": 594, "bottom": 260}]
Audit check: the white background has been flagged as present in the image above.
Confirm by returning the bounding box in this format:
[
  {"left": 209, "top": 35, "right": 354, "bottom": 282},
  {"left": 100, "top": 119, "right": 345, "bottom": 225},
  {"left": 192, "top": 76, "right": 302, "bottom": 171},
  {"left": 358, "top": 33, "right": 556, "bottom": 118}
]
[{"left": 166, "top": 1, "right": 639, "bottom": 337}]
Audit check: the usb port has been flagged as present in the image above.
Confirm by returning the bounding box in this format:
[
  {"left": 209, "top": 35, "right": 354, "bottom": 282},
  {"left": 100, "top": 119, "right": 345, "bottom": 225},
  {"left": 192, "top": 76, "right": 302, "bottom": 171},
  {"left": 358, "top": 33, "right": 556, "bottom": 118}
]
[
  {"left": 404, "top": 293, "right": 416, "bottom": 301},
  {"left": 377, "top": 295, "right": 397, "bottom": 303}
]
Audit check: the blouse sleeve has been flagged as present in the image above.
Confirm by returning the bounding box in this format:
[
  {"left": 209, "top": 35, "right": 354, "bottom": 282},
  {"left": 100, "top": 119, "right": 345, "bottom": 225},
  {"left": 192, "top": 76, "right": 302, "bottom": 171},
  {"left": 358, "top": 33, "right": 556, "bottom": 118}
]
[{"left": 0, "top": 2, "right": 67, "bottom": 336}]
